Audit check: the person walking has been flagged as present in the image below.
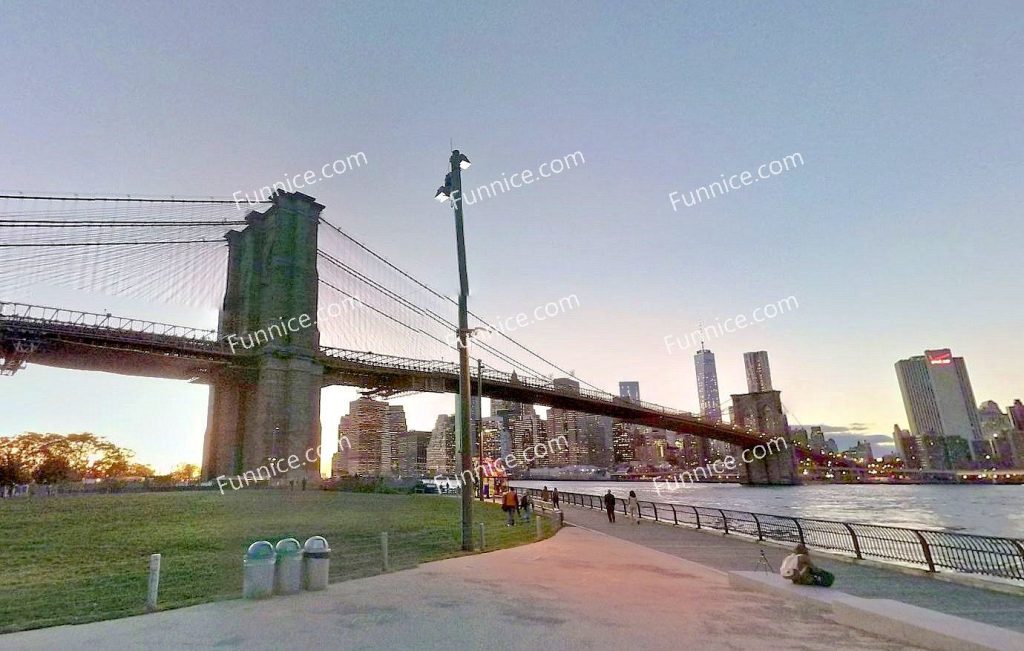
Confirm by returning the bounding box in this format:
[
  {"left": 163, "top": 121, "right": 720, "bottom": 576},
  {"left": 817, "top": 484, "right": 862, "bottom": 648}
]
[
  {"left": 520, "top": 493, "right": 532, "bottom": 523},
  {"left": 552, "top": 487, "right": 560, "bottom": 510},
  {"left": 627, "top": 490, "right": 640, "bottom": 525},
  {"left": 502, "top": 488, "right": 519, "bottom": 526},
  {"left": 603, "top": 489, "right": 617, "bottom": 523},
  {"left": 541, "top": 486, "right": 550, "bottom": 503}
]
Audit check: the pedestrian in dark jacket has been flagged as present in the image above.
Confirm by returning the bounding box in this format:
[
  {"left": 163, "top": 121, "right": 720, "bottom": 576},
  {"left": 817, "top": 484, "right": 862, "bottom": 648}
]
[
  {"left": 603, "top": 489, "right": 617, "bottom": 523},
  {"left": 552, "top": 488, "right": 560, "bottom": 509}
]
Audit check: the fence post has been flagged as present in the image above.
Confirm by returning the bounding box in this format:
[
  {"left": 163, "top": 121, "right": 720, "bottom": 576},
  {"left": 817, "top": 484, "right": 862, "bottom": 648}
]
[
  {"left": 752, "top": 514, "right": 764, "bottom": 541},
  {"left": 792, "top": 518, "right": 805, "bottom": 545},
  {"left": 842, "top": 523, "right": 863, "bottom": 559},
  {"left": 146, "top": 553, "right": 161, "bottom": 612},
  {"left": 670, "top": 504, "right": 678, "bottom": 525},
  {"left": 478, "top": 522, "right": 486, "bottom": 551},
  {"left": 913, "top": 530, "right": 936, "bottom": 572},
  {"left": 718, "top": 509, "right": 729, "bottom": 535},
  {"left": 535, "top": 513, "right": 542, "bottom": 540},
  {"left": 692, "top": 506, "right": 701, "bottom": 529},
  {"left": 381, "top": 532, "right": 390, "bottom": 572}
]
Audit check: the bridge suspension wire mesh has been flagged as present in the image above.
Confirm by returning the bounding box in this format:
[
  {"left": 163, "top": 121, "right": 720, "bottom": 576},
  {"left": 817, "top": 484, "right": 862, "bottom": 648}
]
[
  {"left": 316, "top": 216, "right": 602, "bottom": 387},
  {"left": 0, "top": 196, "right": 247, "bottom": 308},
  {"left": 316, "top": 216, "right": 607, "bottom": 391}
]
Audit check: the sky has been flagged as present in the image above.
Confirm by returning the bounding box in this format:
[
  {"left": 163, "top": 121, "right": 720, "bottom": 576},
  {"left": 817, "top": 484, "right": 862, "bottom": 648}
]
[{"left": 1, "top": 1, "right": 1022, "bottom": 473}]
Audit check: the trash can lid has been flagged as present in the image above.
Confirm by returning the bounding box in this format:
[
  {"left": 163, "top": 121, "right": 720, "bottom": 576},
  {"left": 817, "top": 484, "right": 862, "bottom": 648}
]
[
  {"left": 275, "top": 538, "right": 302, "bottom": 556},
  {"left": 303, "top": 535, "right": 330, "bottom": 553},
  {"left": 245, "top": 540, "right": 276, "bottom": 560}
]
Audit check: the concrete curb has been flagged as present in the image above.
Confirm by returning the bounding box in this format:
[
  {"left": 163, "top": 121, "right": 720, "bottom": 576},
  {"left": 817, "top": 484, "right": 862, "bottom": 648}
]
[{"left": 728, "top": 571, "right": 1024, "bottom": 651}]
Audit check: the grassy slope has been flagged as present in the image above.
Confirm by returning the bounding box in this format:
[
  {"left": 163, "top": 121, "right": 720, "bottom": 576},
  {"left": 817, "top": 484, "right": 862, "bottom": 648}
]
[{"left": 0, "top": 490, "right": 549, "bottom": 632}]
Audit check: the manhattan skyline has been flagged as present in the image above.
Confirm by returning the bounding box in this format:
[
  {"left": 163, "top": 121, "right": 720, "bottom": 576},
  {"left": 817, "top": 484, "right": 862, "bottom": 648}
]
[{"left": 1, "top": 1, "right": 1022, "bottom": 472}]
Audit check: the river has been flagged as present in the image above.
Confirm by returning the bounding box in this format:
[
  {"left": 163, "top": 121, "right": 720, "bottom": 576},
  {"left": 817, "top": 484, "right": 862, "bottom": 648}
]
[{"left": 510, "top": 480, "right": 1024, "bottom": 538}]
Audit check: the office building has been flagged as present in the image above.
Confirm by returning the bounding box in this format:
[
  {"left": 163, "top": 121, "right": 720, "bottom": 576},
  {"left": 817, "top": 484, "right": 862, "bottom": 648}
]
[
  {"left": 694, "top": 348, "right": 722, "bottom": 422},
  {"left": 335, "top": 397, "right": 389, "bottom": 477},
  {"left": 744, "top": 351, "right": 773, "bottom": 393},
  {"left": 396, "top": 430, "right": 431, "bottom": 476},
  {"left": 381, "top": 404, "right": 407, "bottom": 476},
  {"left": 426, "top": 414, "right": 456, "bottom": 475},
  {"left": 895, "top": 349, "right": 984, "bottom": 464},
  {"left": 619, "top": 381, "right": 640, "bottom": 402}
]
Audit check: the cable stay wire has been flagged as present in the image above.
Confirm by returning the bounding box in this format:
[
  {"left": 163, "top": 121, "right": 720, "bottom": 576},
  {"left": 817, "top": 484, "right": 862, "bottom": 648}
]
[{"left": 316, "top": 216, "right": 605, "bottom": 392}]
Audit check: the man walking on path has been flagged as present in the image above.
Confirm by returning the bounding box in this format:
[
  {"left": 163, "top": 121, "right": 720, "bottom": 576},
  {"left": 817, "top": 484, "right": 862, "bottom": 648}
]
[
  {"left": 541, "top": 486, "right": 550, "bottom": 502},
  {"left": 552, "top": 487, "right": 560, "bottom": 509},
  {"left": 603, "top": 489, "right": 616, "bottom": 523},
  {"left": 502, "top": 488, "right": 519, "bottom": 526}
]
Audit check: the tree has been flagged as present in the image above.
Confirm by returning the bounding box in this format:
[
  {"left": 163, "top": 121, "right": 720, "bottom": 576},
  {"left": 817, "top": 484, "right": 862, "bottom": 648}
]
[
  {"left": 32, "top": 454, "right": 74, "bottom": 484},
  {"left": 0, "top": 445, "right": 30, "bottom": 490},
  {"left": 0, "top": 432, "right": 147, "bottom": 481},
  {"left": 169, "top": 463, "right": 201, "bottom": 482}
]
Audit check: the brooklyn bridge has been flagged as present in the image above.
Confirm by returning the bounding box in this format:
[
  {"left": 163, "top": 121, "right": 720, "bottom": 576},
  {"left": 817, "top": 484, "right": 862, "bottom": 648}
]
[{"left": 0, "top": 191, "right": 833, "bottom": 484}]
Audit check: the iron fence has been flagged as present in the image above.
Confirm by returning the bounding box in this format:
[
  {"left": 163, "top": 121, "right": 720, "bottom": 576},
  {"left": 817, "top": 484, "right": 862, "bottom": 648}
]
[{"left": 516, "top": 488, "right": 1024, "bottom": 582}]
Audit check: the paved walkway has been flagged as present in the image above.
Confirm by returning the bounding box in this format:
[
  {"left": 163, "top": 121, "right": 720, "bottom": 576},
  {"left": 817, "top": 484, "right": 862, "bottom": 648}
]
[
  {"left": 0, "top": 527, "right": 921, "bottom": 651},
  {"left": 558, "top": 502, "right": 1024, "bottom": 632}
]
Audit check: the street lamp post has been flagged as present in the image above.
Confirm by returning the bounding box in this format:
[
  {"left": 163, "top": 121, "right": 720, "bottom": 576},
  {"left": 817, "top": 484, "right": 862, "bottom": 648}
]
[{"left": 436, "top": 149, "right": 474, "bottom": 551}]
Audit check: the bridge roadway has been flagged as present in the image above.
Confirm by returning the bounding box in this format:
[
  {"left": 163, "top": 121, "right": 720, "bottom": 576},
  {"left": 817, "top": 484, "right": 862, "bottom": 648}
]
[
  {"left": 554, "top": 498, "right": 1024, "bottom": 633},
  {"left": 0, "top": 301, "right": 837, "bottom": 461}
]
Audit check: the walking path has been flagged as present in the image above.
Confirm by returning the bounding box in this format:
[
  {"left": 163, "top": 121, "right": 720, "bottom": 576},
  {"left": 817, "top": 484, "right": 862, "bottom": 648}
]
[
  {"left": 0, "top": 527, "right": 921, "bottom": 651},
  {"left": 558, "top": 502, "right": 1024, "bottom": 632}
]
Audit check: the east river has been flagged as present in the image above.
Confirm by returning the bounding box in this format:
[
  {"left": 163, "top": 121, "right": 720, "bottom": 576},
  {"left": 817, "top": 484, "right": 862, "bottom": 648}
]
[{"left": 510, "top": 480, "right": 1024, "bottom": 538}]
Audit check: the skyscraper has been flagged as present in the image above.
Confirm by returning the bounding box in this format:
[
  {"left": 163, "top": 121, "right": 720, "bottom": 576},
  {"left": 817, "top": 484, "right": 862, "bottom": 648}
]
[
  {"left": 694, "top": 348, "right": 722, "bottom": 421},
  {"left": 426, "top": 414, "right": 456, "bottom": 475},
  {"left": 895, "top": 349, "right": 984, "bottom": 465},
  {"left": 618, "top": 381, "right": 640, "bottom": 402},
  {"left": 743, "top": 351, "right": 773, "bottom": 393},
  {"left": 335, "top": 397, "right": 389, "bottom": 477},
  {"left": 382, "top": 405, "right": 407, "bottom": 476}
]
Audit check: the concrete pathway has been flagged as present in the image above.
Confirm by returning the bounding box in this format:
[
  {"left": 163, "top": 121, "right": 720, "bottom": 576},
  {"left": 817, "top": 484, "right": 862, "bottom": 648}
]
[
  {"left": 0, "top": 527, "right": 921, "bottom": 651},
  {"left": 558, "top": 502, "right": 1024, "bottom": 632}
]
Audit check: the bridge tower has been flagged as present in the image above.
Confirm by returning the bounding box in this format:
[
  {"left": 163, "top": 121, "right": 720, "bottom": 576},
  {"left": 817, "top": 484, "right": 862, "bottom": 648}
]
[
  {"left": 731, "top": 391, "right": 800, "bottom": 485},
  {"left": 202, "top": 192, "right": 324, "bottom": 482}
]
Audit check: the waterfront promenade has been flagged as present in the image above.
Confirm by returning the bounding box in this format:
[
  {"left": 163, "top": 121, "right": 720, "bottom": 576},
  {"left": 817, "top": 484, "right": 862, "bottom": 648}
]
[
  {"left": 556, "top": 501, "right": 1024, "bottom": 633},
  {"left": 0, "top": 527, "right": 920, "bottom": 651}
]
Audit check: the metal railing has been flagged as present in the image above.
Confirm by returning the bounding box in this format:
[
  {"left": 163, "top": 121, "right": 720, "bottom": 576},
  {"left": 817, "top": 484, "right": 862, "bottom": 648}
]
[{"left": 516, "top": 488, "right": 1024, "bottom": 582}]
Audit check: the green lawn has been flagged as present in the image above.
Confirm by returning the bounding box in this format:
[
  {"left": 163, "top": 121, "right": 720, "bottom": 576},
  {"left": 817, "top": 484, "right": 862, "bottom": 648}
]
[{"left": 0, "top": 490, "right": 553, "bottom": 633}]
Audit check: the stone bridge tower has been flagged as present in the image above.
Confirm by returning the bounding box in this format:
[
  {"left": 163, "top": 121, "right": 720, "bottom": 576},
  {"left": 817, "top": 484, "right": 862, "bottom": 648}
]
[
  {"left": 202, "top": 192, "right": 324, "bottom": 482},
  {"left": 731, "top": 390, "right": 799, "bottom": 485}
]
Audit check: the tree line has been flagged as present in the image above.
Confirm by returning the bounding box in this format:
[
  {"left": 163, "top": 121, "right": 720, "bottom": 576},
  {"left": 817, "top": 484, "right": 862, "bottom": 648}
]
[{"left": 0, "top": 432, "right": 197, "bottom": 489}]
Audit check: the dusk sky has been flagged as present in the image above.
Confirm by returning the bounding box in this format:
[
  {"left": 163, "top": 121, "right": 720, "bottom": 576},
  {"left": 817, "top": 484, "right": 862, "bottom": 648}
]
[{"left": 1, "top": 1, "right": 1021, "bottom": 472}]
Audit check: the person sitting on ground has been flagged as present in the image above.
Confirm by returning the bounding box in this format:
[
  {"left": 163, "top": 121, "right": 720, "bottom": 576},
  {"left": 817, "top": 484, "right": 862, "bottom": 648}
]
[
  {"left": 780, "top": 543, "right": 834, "bottom": 587},
  {"left": 502, "top": 488, "right": 519, "bottom": 526}
]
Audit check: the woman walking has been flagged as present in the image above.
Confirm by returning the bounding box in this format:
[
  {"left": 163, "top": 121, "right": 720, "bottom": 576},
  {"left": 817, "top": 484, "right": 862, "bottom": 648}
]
[{"left": 627, "top": 490, "right": 640, "bottom": 525}]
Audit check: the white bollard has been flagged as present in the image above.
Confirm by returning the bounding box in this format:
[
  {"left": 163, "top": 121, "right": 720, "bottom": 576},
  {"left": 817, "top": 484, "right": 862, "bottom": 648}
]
[
  {"left": 146, "top": 554, "right": 161, "bottom": 612},
  {"left": 381, "top": 532, "right": 390, "bottom": 571}
]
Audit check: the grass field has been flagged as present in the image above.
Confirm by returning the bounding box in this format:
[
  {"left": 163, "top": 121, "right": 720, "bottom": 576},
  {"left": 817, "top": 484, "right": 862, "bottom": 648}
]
[{"left": 0, "top": 490, "right": 553, "bottom": 633}]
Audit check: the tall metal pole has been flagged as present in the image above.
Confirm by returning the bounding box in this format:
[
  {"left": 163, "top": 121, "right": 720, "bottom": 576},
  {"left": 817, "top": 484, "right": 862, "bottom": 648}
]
[
  {"left": 450, "top": 149, "right": 473, "bottom": 551},
  {"left": 477, "top": 358, "right": 484, "bottom": 501}
]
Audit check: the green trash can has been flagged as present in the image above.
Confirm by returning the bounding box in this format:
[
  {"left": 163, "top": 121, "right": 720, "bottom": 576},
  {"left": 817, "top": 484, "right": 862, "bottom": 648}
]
[
  {"left": 243, "top": 541, "right": 276, "bottom": 599},
  {"left": 274, "top": 538, "right": 303, "bottom": 595}
]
